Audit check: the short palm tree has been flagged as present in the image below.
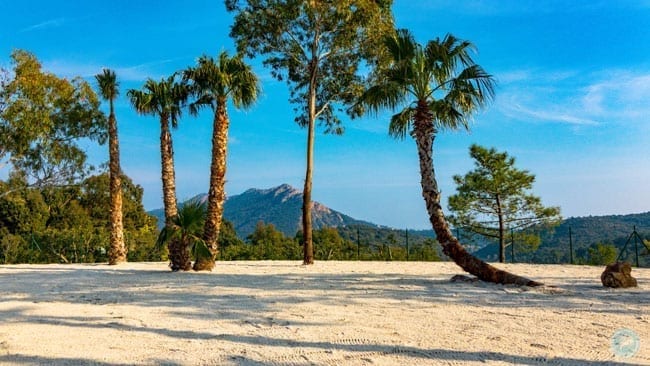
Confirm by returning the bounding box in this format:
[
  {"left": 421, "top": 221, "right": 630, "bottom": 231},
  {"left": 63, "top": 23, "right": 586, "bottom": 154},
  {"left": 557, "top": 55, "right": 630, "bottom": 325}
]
[
  {"left": 184, "top": 52, "right": 259, "bottom": 271},
  {"left": 95, "top": 68, "right": 126, "bottom": 265},
  {"left": 127, "top": 74, "right": 189, "bottom": 270},
  {"left": 156, "top": 200, "right": 211, "bottom": 271},
  {"left": 359, "top": 29, "right": 541, "bottom": 286}
]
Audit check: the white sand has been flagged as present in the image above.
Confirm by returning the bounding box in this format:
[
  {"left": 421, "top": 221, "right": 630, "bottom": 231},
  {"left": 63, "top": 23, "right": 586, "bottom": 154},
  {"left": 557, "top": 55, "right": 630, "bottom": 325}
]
[{"left": 0, "top": 261, "right": 648, "bottom": 365}]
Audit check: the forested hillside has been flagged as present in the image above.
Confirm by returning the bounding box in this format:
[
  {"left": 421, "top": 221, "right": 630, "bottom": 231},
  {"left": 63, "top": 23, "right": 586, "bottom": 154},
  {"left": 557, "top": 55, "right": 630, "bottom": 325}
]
[{"left": 473, "top": 212, "right": 650, "bottom": 265}]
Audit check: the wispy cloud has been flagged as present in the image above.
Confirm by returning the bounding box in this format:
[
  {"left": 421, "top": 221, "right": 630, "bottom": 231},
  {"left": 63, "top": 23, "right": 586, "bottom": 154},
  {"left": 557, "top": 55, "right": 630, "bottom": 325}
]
[
  {"left": 580, "top": 72, "right": 650, "bottom": 120},
  {"left": 42, "top": 58, "right": 187, "bottom": 82},
  {"left": 19, "top": 18, "right": 66, "bottom": 33},
  {"left": 400, "top": 0, "right": 611, "bottom": 17},
  {"left": 497, "top": 68, "right": 577, "bottom": 85},
  {"left": 500, "top": 99, "right": 600, "bottom": 126},
  {"left": 496, "top": 67, "right": 650, "bottom": 127},
  {"left": 113, "top": 59, "right": 180, "bottom": 81}
]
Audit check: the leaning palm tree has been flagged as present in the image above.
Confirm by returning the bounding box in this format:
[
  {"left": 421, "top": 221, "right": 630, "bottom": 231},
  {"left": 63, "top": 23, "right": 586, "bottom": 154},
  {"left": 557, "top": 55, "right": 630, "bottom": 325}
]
[
  {"left": 358, "top": 29, "right": 541, "bottom": 286},
  {"left": 95, "top": 68, "right": 126, "bottom": 265},
  {"left": 184, "top": 52, "right": 259, "bottom": 271},
  {"left": 127, "top": 74, "right": 190, "bottom": 270}
]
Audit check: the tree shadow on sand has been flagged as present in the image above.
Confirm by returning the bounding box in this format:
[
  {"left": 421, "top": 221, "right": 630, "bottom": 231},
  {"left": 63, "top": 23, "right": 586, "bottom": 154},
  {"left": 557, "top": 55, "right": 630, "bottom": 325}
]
[{"left": 0, "top": 265, "right": 646, "bottom": 317}]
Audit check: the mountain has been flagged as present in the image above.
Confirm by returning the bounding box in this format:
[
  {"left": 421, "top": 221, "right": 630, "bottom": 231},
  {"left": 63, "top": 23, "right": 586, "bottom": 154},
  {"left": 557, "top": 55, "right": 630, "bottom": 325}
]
[{"left": 149, "top": 184, "right": 376, "bottom": 237}]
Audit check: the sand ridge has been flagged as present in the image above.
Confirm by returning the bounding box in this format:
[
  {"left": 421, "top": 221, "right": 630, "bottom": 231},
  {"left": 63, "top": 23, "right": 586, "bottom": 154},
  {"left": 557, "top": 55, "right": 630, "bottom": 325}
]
[{"left": 0, "top": 261, "right": 648, "bottom": 365}]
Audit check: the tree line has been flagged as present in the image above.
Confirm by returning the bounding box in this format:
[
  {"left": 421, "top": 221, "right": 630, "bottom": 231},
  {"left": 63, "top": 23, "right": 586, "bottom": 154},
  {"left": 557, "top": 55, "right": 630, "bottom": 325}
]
[{"left": 1, "top": 0, "right": 569, "bottom": 286}]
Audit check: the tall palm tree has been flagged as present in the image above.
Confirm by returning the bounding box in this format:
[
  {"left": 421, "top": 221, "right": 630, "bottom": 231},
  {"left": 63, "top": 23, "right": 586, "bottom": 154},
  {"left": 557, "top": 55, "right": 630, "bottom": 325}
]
[
  {"left": 184, "top": 52, "right": 259, "bottom": 271},
  {"left": 359, "top": 29, "right": 541, "bottom": 286},
  {"left": 95, "top": 69, "right": 126, "bottom": 265},
  {"left": 127, "top": 74, "right": 190, "bottom": 271}
]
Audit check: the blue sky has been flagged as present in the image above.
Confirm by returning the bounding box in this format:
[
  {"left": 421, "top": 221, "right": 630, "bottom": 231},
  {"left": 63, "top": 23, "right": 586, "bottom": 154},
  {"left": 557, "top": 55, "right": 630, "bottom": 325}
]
[{"left": 2, "top": 1, "right": 649, "bottom": 229}]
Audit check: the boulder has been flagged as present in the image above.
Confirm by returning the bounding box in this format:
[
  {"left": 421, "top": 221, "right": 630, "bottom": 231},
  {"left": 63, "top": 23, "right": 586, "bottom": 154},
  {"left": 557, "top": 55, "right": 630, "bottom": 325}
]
[
  {"left": 601, "top": 262, "right": 637, "bottom": 288},
  {"left": 450, "top": 274, "right": 479, "bottom": 283}
]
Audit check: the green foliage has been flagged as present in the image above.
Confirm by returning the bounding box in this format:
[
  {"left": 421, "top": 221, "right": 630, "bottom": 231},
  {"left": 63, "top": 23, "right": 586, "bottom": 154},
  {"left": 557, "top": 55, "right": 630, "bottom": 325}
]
[
  {"left": 357, "top": 29, "right": 495, "bottom": 137},
  {"left": 156, "top": 201, "right": 211, "bottom": 265},
  {"left": 313, "top": 227, "right": 355, "bottom": 260},
  {"left": 184, "top": 51, "right": 260, "bottom": 114},
  {"left": 127, "top": 74, "right": 189, "bottom": 128},
  {"left": 215, "top": 220, "right": 249, "bottom": 259},
  {"left": 336, "top": 225, "right": 442, "bottom": 261},
  {"left": 0, "top": 173, "right": 161, "bottom": 264},
  {"left": 0, "top": 50, "right": 107, "bottom": 187},
  {"left": 95, "top": 69, "right": 119, "bottom": 103},
  {"left": 448, "top": 144, "right": 561, "bottom": 260},
  {"left": 587, "top": 243, "right": 618, "bottom": 266},
  {"left": 226, "top": 0, "right": 394, "bottom": 131},
  {"left": 472, "top": 213, "right": 650, "bottom": 266},
  {"left": 245, "top": 222, "right": 301, "bottom": 260},
  {"left": 79, "top": 173, "right": 161, "bottom": 262},
  {"left": 0, "top": 66, "right": 9, "bottom": 117},
  {"left": 216, "top": 222, "right": 442, "bottom": 262}
]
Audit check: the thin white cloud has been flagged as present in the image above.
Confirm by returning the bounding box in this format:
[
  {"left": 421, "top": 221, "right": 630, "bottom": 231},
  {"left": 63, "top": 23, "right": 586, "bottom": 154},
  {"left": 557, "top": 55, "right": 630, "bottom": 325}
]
[
  {"left": 114, "top": 59, "right": 179, "bottom": 82},
  {"left": 42, "top": 58, "right": 183, "bottom": 82},
  {"left": 497, "top": 68, "right": 577, "bottom": 85},
  {"left": 581, "top": 73, "right": 650, "bottom": 120},
  {"left": 19, "top": 18, "right": 66, "bottom": 33},
  {"left": 501, "top": 101, "right": 600, "bottom": 126},
  {"left": 496, "top": 67, "right": 650, "bottom": 127},
  {"left": 401, "top": 0, "right": 615, "bottom": 17},
  {"left": 497, "top": 70, "right": 531, "bottom": 84}
]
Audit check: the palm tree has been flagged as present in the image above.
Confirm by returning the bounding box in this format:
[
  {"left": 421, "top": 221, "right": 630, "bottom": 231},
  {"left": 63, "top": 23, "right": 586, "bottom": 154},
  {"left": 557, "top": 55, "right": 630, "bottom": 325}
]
[
  {"left": 157, "top": 200, "right": 212, "bottom": 271},
  {"left": 127, "top": 74, "right": 190, "bottom": 271},
  {"left": 95, "top": 69, "right": 126, "bottom": 265},
  {"left": 359, "top": 29, "right": 541, "bottom": 286},
  {"left": 184, "top": 52, "right": 259, "bottom": 271}
]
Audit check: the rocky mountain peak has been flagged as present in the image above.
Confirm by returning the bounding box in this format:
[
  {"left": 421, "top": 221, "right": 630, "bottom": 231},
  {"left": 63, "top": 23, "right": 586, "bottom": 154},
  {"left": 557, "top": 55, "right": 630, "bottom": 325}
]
[{"left": 149, "top": 184, "right": 375, "bottom": 236}]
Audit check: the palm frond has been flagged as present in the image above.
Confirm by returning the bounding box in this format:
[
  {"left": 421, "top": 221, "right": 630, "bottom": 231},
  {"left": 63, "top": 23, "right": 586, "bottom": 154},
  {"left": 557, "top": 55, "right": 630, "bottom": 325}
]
[
  {"left": 156, "top": 200, "right": 207, "bottom": 250},
  {"left": 184, "top": 51, "right": 259, "bottom": 112},
  {"left": 95, "top": 68, "right": 119, "bottom": 101},
  {"left": 192, "top": 239, "right": 212, "bottom": 262},
  {"left": 388, "top": 107, "right": 414, "bottom": 139},
  {"left": 128, "top": 75, "right": 189, "bottom": 122},
  {"left": 176, "top": 200, "right": 207, "bottom": 233},
  {"left": 127, "top": 88, "right": 154, "bottom": 115},
  {"left": 156, "top": 224, "right": 180, "bottom": 249},
  {"left": 359, "top": 82, "right": 406, "bottom": 116},
  {"left": 385, "top": 28, "right": 417, "bottom": 63},
  {"left": 445, "top": 65, "right": 495, "bottom": 115},
  {"left": 429, "top": 99, "right": 466, "bottom": 131},
  {"left": 359, "top": 29, "right": 494, "bottom": 139}
]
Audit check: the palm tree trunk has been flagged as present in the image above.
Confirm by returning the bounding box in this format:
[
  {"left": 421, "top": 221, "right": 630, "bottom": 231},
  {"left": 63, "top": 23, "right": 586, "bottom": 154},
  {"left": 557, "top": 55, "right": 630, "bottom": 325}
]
[
  {"left": 302, "top": 58, "right": 318, "bottom": 265},
  {"left": 160, "top": 114, "right": 178, "bottom": 225},
  {"left": 107, "top": 106, "right": 126, "bottom": 265},
  {"left": 413, "top": 103, "right": 541, "bottom": 286},
  {"left": 195, "top": 98, "right": 229, "bottom": 271},
  {"left": 160, "top": 114, "right": 187, "bottom": 271}
]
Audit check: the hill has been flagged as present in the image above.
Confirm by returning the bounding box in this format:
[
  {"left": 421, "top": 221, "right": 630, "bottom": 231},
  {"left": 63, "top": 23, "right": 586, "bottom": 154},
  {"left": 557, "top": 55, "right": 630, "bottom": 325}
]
[
  {"left": 149, "top": 184, "right": 376, "bottom": 237},
  {"left": 149, "top": 188, "right": 650, "bottom": 264},
  {"left": 472, "top": 212, "right": 650, "bottom": 265}
]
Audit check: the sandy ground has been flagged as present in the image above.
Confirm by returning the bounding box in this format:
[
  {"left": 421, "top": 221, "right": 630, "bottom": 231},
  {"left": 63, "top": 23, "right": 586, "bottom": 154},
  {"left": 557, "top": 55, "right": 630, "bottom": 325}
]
[{"left": 0, "top": 261, "right": 648, "bottom": 366}]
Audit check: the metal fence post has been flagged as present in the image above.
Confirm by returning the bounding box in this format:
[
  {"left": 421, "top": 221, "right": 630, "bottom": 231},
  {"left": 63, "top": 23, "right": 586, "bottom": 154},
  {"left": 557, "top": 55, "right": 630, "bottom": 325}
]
[
  {"left": 510, "top": 228, "right": 515, "bottom": 263},
  {"left": 569, "top": 226, "right": 574, "bottom": 265}
]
